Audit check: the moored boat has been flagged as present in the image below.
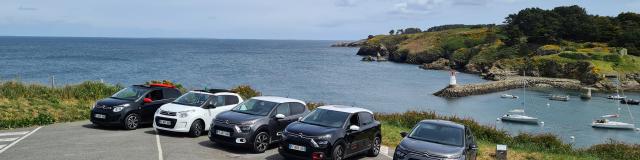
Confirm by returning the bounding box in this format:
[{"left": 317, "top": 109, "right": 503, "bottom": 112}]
[
  {"left": 592, "top": 119, "right": 636, "bottom": 130},
  {"left": 620, "top": 99, "right": 640, "bottom": 105},
  {"left": 501, "top": 94, "right": 518, "bottom": 99},
  {"left": 549, "top": 95, "right": 569, "bottom": 101}
]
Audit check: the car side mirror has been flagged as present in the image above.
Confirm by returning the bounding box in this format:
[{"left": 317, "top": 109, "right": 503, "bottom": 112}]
[
  {"left": 400, "top": 132, "right": 408, "bottom": 138},
  {"left": 275, "top": 114, "right": 286, "bottom": 119},
  {"left": 298, "top": 117, "right": 302, "bottom": 121},
  {"left": 143, "top": 98, "right": 152, "bottom": 103},
  {"left": 469, "top": 144, "right": 478, "bottom": 150},
  {"left": 348, "top": 125, "right": 360, "bottom": 131}
]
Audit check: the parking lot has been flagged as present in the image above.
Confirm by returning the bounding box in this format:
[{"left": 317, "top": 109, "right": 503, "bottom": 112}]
[{"left": 0, "top": 121, "right": 393, "bottom": 160}]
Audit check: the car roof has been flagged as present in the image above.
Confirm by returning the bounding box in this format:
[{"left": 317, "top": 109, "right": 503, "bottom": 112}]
[
  {"left": 317, "top": 105, "right": 373, "bottom": 114},
  {"left": 189, "top": 90, "right": 238, "bottom": 96},
  {"left": 251, "top": 96, "right": 305, "bottom": 104},
  {"left": 418, "top": 119, "right": 465, "bottom": 129}
]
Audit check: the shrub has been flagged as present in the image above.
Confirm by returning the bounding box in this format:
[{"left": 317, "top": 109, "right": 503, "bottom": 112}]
[
  {"left": 230, "top": 85, "right": 261, "bottom": 99},
  {"left": 559, "top": 52, "right": 590, "bottom": 60}
]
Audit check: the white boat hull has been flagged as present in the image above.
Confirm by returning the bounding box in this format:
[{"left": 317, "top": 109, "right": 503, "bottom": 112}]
[
  {"left": 592, "top": 121, "right": 635, "bottom": 130},
  {"left": 501, "top": 114, "right": 539, "bottom": 124}
]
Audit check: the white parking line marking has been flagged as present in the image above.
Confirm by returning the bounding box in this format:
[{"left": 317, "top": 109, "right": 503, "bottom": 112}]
[
  {"left": 155, "top": 130, "right": 163, "bottom": 160},
  {"left": 381, "top": 145, "right": 393, "bottom": 159},
  {"left": 0, "top": 131, "right": 29, "bottom": 137},
  {"left": 0, "top": 137, "right": 19, "bottom": 142},
  {"left": 0, "top": 126, "right": 42, "bottom": 155}
]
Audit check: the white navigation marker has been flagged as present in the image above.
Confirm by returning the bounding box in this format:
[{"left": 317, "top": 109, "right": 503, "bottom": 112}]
[{"left": 0, "top": 131, "right": 29, "bottom": 137}]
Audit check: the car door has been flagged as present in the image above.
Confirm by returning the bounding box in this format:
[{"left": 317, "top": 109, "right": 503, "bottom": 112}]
[
  {"left": 270, "top": 103, "right": 291, "bottom": 140},
  {"left": 344, "top": 113, "right": 367, "bottom": 155},
  {"left": 357, "top": 112, "right": 376, "bottom": 150},
  {"left": 465, "top": 127, "right": 478, "bottom": 160},
  {"left": 141, "top": 89, "right": 166, "bottom": 123}
]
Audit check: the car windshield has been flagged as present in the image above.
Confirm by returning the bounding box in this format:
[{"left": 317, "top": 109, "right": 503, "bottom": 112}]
[
  {"left": 111, "top": 87, "right": 148, "bottom": 100},
  {"left": 409, "top": 123, "right": 464, "bottom": 147},
  {"left": 300, "top": 109, "right": 350, "bottom": 128},
  {"left": 231, "top": 99, "right": 277, "bottom": 116},
  {"left": 172, "top": 92, "right": 211, "bottom": 107}
]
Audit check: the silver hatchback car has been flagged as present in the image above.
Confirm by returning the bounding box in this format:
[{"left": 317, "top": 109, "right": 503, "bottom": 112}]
[{"left": 393, "top": 120, "right": 478, "bottom": 160}]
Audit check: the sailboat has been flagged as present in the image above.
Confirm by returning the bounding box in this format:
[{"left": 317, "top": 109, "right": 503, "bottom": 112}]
[
  {"left": 607, "top": 89, "right": 626, "bottom": 100},
  {"left": 593, "top": 79, "right": 636, "bottom": 130},
  {"left": 501, "top": 71, "right": 539, "bottom": 125}
]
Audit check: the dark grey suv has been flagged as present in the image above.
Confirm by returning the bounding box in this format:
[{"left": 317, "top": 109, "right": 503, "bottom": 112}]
[
  {"left": 393, "top": 120, "right": 478, "bottom": 160},
  {"left": 208, "top": 96, "right": 308, "bottom": 153}
]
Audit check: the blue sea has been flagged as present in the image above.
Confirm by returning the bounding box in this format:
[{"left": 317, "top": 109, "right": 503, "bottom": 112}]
[{"left": 0, "top": 36, "right": 638, "bottom": 147}]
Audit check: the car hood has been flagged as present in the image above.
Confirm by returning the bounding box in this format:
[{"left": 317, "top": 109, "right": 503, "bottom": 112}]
[
  {"left": 159, "top": 103, "right": 199, "bottom": 112},
  {"left": 215, "top": 111, "right": 263, "bottom": 124},
  {"left": 285, "top": 122, "right": 340, "bottom": 136},
  {"left": 96, "top": 98, "right": 133, "bottom": 107},
  {"left": 399, "top": 137, "right": 464, "bottom": 158}
]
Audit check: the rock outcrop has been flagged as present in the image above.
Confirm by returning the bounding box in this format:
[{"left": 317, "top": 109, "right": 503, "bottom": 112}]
[
  {"left": 434, "top": 77, "right": 584, "bottom": 97},
  {"left": 420, "top": 58, "right": 450, "bottom": 70},
  {"left": 331, "top": 39, "right": 366, "bottom": 47}
]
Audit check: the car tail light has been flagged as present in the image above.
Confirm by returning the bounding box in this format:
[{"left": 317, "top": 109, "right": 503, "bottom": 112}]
[{"left": 312, "top": 152, "right": 324, "bottom": 160}]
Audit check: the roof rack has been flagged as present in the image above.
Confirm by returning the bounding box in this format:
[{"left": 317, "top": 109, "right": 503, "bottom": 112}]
[
  {"left": 133, "top": 84, "right": 176, "bottom": 88},
  {"left": 194, "top": 89, "right": 235, "bottom": 94}
]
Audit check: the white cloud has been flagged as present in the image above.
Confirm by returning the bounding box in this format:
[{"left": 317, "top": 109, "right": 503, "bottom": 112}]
[
  {"left": 390, "top": 0, "right": 446, "bottom": 15},
  {"left": 335, "top": 0, "right": 360, "bottom": 7}
]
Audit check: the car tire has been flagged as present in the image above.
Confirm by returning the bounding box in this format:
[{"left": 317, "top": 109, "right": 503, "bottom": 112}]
[
  {"left": 252, "top": 131, "right": 270, "bottom": 153},
  {"left": 331, "top": 143, "right": 345, "bottom": 160},
  {"left": 368, "top": 136, "right": 381, "bottom": 157},
  {"left": 123, "top": 113, "right": 140, "bottom": 130},
  {"left": 188, "top": 120, "right": 204, "bottom": 137}
]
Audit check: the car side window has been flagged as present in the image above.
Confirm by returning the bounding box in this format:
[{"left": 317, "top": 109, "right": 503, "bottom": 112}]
[
  {"left": 348, "top": 114, "right": 359, "bottom": 127},
  {"left": 163, "top": 89, "right": 180, "bottom": 98},
  {"left": 466, "top": 128, "right": 475, "bottom": 145},
  {"left": 275, "top": 103, "right": 290, "bottom": 116},
  {"left": 358, "top": 112, "right": 374, "bottom": 126},
  {"left": 147, "top": 90, "right": 164, "bottom": 101},
  {"left": 213, "top": 96, "right": 226, "bottom": 107},
  {"left": 289, "top": 103, "right": 305, "bottom": 115},
  {"left": 224, "top": 95, "right": 239, "bottom": 105}
]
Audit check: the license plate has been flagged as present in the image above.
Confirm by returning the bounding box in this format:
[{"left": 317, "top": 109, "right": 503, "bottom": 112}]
[
  {"left": 216, "top": 130, "right": 230, "bottom": 137},
  {"left": 289, "top": 144, "right": 306, "bottom": 152},
  {"left": 94, "top": 114, "right": 106, "bottom": 119},
  {"left": 158, "top": 120, "right": 171, "bottom": 125}
]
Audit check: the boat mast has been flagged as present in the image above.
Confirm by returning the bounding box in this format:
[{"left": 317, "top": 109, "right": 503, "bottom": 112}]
[{"left": 523, "top": 68, "right": 526, "bottom": 115}]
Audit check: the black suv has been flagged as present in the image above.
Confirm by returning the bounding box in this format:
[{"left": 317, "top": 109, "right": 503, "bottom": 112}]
[
  {"left": 90, "top": 84, "right": 181, "bottom": 130},
  {"left": 209, "top": 96, "right": 308, "bottom": 153},
  {"left": 393, "top": 120, "right": 477, "bottom": 160},
  {"left": 279, "top": 105, "right": 381, "bottom": 160}
]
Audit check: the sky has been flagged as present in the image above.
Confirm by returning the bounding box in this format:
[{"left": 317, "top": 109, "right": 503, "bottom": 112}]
[{"left": 0, "top": 0, "right": 638, "bottom": 40}]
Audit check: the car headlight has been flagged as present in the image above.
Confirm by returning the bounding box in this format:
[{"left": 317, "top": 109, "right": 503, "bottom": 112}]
[
  {"left": 92, "top": 103, "right": 98, "bottom": 109},
  {"left": 178, "top": 110, "right": 195, "bottom": 118},
  {"left": 112, "top": 104, "right": 130, "bottom": 112},
  {"left": 444, "top": 154, "right": 463, "bottom": 160},
  {"left": 394, "top": 145, "right": 407, "bottom": 159},
  {"left": 234, "top": 125, "right": 251, "bottom": 132},
  {"left": 316, "top": 134, "right": 331, "bottom": 140}
]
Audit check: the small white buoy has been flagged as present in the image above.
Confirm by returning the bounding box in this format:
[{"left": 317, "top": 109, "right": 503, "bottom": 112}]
[
  {"left": 546, "top": 103, "right": 550, "bottom": 107},
  {"left": 570, "top": 136, "right": 575, "bottom": 139},
  {"left": 570, "top": 136, "right": 575, "bottom": 143},
  {"left": 496, "top": 118, "right": 501, "bottom": 121},
  {"left": 540, "top": 121, "right": 544, "bottom": 124}
]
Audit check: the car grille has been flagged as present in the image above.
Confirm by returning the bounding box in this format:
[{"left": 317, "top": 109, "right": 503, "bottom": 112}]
[
  {"left": 214, "top": 119, "right": 240, "bottom": 125},
  {"left": 94, "top": 105, "right": 112, "bottom": 110},
  {"left": 405, "top": 150, "right": 448, "bottom": 160},
  {"left": 155, "top": 117, "right": 177, "bottom": 128},
  {"left": 285, "top": 132, "right": 315, "bottom": 139},
  {"left": 159, "top": 110, "right": 176, "bottom": 116}
]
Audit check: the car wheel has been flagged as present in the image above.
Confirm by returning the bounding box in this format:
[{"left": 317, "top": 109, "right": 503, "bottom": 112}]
[
  {"left": 331, "top": 143, "right": 345, "bottom": 160},
  {"left": 368, "top": 136, "right": 381, "bottom": 157},
  {"left": 123, "top": 113, "right": 140, "bottom": 130},
  {"left": 188, "top": 120, "right": 204, "bottom": 137},
  {"left": 252, "top": 131, "right": 270, "bottom": 153}
]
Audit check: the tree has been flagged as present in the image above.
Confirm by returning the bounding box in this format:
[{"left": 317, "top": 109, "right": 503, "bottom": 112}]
[
  {"left": 403, "top": 28, "right": 422, "bottom": 34},
  {"left": 389, "top": 30, "right": 395, "bottom": 35},
  {"left": 552, "top": 5, "right": 593, "bottom": 42},
  {"left": 397, "top": 29, "right": 404, "bottom": 35}
]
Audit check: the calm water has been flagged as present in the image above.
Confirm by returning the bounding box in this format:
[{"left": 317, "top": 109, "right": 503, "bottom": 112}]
[{"left": 0, "top": 37, "right": 638, "bottom": 147}]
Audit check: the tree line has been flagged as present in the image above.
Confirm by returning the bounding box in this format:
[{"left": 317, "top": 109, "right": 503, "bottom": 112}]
[{"left": 503, "top": 5, "right": 640, "bottom": 55}]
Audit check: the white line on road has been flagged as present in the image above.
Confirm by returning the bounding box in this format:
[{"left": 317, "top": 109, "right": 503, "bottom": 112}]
[
  {"left": 0, "top": 126, "right": 42, "bottom": 155},
  {"left": 155, "top": 130, "right": 164, "bottom": 160},
  {"left": 380, "top": 145, "right": 393, "bottom": 159},
  {"left": 0, "top": 145, "right": 6, "bottom": 149},
  {"left": 0, "top": 131, "right": 29, "bottom": 137},
  {"left": 0, "top": 137, "right": 19, "bottom": 142}
]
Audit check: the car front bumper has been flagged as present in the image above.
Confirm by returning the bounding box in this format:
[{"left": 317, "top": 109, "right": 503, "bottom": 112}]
[{"left": 153, "top": 114, "right": 190, "bottom": 132}]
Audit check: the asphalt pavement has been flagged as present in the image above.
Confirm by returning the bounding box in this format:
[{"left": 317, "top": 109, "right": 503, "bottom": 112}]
[{"left": 0, "top": 121, "right": 393, "bottom": 160}]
